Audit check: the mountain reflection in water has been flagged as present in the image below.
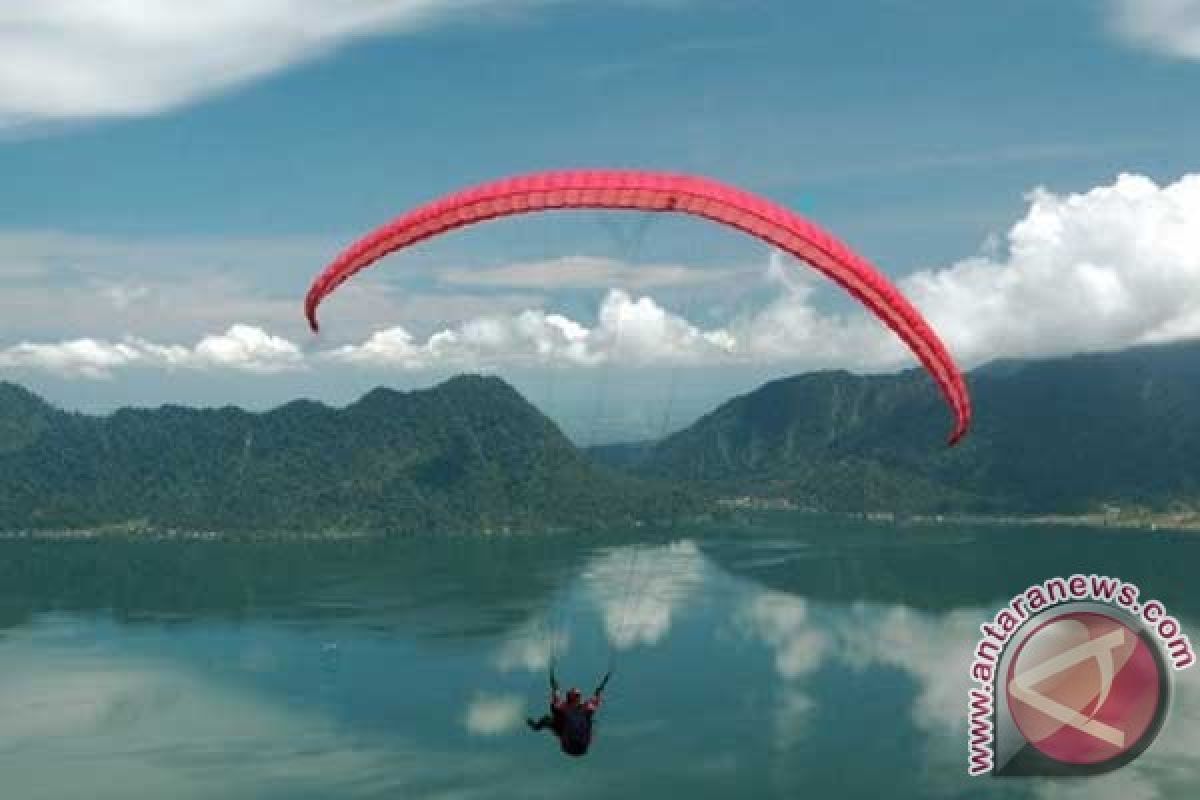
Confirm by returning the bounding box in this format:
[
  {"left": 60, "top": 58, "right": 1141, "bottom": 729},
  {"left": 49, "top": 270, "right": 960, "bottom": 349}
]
[{"left": 0, "top": 519, "right": 1196, "bottom": 799}]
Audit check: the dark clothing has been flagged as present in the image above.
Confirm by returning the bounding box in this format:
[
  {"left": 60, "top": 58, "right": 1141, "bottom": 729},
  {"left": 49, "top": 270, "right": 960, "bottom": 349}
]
[{"left": 529, "top": 689, "right": 602, "bottom": 757}]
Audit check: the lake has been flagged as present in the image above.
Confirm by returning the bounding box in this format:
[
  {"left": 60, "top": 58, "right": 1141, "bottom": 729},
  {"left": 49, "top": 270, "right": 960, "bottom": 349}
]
[{"left": 0, "top": 517, "right": 1196, "bottom": 799}]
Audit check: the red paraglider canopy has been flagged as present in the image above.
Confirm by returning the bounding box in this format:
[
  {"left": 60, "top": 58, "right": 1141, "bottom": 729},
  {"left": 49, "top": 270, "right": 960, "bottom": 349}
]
[{"left": 305, "top": 170, "right": 971, "bottom": 445}]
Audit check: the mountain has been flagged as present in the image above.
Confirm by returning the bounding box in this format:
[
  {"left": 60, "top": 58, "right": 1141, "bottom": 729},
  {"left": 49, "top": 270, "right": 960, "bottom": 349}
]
[
  {"left": 633, "top": 340, "right": 1200, "bottom": 513},
  {"left": 0, "top": 375, "right": 695, "bottom": 534},
  {"left": 6, "top": 339, "right": 1199, "bottom": 531},
  {"left": 0, "top": 382, "right": 55, "bottom": 455}
]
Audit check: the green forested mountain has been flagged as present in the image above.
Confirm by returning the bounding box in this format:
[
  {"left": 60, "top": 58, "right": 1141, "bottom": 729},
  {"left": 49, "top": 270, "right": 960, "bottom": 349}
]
[
  {"left": 0, "top": 375, "right": 693, "bottom": 533},
  {"left": 627, "top": 340, "right": 1200, "bottom": 513},
  {"left": 4, "top": 340, "right": 1200, "bottom": 531}
]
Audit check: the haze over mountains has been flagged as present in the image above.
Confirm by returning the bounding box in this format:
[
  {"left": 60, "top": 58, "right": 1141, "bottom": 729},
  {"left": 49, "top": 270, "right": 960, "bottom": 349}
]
[{"left": 1, "top": 340, "right": 1198, "bottom": 533}]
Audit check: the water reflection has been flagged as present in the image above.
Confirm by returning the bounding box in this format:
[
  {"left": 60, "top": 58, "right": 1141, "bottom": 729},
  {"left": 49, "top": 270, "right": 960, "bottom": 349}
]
[
  {"left": 464, "top": 692, "right": 525, "bottom": 736},
  {"left": 717, "top": 525, "right": 1200, "bottom": 800},
  {"left": 492, "top": 619, "right": 565, "bottom": 674},
  {"left": 584, "top": 539, "right": 707, "bottom": 650},
  {"left": 0, "top": 622, "right": 497, "bottom": 800},
  {"left": 0, "top": 522, "right": 1196, "bottom": 799}
]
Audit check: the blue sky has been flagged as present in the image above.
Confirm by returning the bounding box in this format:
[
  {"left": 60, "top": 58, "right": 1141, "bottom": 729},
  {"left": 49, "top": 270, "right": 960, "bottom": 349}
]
[{"left": 3, "top": 0, "right": 1200, "bottom": 441}]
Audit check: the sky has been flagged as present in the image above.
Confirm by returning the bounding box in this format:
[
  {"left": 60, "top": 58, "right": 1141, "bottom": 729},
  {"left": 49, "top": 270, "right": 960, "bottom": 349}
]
[{"left": 3, "top": 0, "right": 1200, "bottom": 442}]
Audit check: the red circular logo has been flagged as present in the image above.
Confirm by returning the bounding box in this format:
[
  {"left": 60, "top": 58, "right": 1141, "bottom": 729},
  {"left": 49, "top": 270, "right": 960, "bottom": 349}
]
[{"left": 1005, "top": 611, "right": 1165, "bottom": 766}]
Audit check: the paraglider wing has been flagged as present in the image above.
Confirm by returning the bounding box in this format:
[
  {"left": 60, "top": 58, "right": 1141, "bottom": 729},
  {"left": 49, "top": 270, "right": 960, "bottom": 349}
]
[{"left": 305, "top": 170, "right": 971, "bottom": 445}]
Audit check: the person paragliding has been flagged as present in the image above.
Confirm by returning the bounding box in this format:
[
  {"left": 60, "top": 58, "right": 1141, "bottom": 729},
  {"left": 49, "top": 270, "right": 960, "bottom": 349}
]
[
  {"left": 526, "top": 664, "right": 612, "bottom": 757},
  {"left": 302, "top": 169, "right": 974, "bottom": 754}
]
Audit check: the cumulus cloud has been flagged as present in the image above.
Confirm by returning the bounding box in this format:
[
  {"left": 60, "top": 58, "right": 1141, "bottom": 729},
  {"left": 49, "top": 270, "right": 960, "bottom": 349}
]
[
  {"left": 492, "top": 620, "right": 568, "bottom": 673},
  {"left": 738, "top": 591, "right": 830, "bottom": 681},
  {"left": 8, "top": 173, "right": 1200, "bottom": 379},
  {"left": 0, "top": 325, "right": 304, "bottom": 378},
  {"left": 191, "top": 325, "right": 305, "bottom": 372},
  {"left": 724, "top": 173, "right": 1200, "bottom": 372},
  {"left": 585, "top": 540, "right": 706, "bottom": 650},
  {"left": 735, "top": 592, "right": 830, "bottom": 752},
  {"left": 463, "top": 693, "right": 525, "bottom": 736},
  {"left": 0, "top": 1, "right": 557, "bottom": 128},
  {"left": 831, "top": 601, "right": 991, "bottom": 788},
  {"left": 326, "top": 289, "right": 736, "bottom": 370},
  {"left": 1108, "top": 0, "right": 1200, "bottom": 60},
  {"left": 326, "top": 309, "right": 597, "bottom": 369},
  {"left": 0, "top": 339, "right": 152, "bottom": 380},
  {"left": 900, "top": 173, "right": 1200, "bottom": 367},
  {"left": 320, "top": 173, "right": 1200, "bottom": 373}
]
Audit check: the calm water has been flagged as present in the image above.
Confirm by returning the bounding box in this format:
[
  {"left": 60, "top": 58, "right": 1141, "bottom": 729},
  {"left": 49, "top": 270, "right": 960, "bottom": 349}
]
[{"left": 1, "top": 518, "right": 1197, "bottom": 799}]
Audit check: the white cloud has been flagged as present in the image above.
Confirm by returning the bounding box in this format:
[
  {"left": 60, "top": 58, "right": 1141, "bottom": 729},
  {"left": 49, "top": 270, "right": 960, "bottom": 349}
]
[
  {"left": 835, "top": 604, "right": 987, "bottom": 748},
  {"left": 0, "top": 339, "right": 151, "bottom": 380},
  {"left": 326, "top": 173, "right": 1200, "bottom": 373},
  {"left": 899, "top": 173, "right": 1200, "bottom": 367},
  {"left": 738, "top": 591, "right": 830, "bottom": 681},
  {"left": 0, "top": 325, "right": 304, "bottom": 378},
  {"left": 492, "top": 620, "right": 568, "bottom": 673},
  {"left": 735, "top": 591, "right": 829, "bottom": 755},
  {"left": 326, "top": 289, "right": 735, "bottom": 370},
  {"left": 8, "top": 173, "right": 1200, "bottom": 379},
  {"left": 463, "top": 693, "right": 525, "bottom": 735},
  {"left": 0, "top": 629, "right": 537, "bottom": 800},
  {"left": 0, "top": 654, "right": 413, "bottom": 797},
  {"left": 1108, "top": 0, "right": 1200, "bottom": 60},
  {"left": 324, "top": 309, "right": 596, "bottom": 370},
  {"left": 823, "top": 603, "right": 1200, "bottom": 797},
  {"left": 0, "top": 229, "right": 550, "bottom": 346},
  {"left": 192, "top": 325, "right": 305, "bottom": 373},
  {"left": 584, "top": 540, "right": 706, "bottom": 650},
  {"left": 1055, "top": 646, "right": 1200, "bottom": 800},
  {"left": 719, "top": 174, "right": 1200, "bottom": 372},
  {"left": 0, "top": 1, "right": 557, "bottom": 128}
]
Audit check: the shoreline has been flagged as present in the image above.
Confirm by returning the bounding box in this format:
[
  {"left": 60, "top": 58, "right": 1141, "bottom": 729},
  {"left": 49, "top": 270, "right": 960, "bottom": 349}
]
[
  {"left": 2, "top": 507, "right": 1198, "bottom": 541},
  {"left": 718, "top": 498, "right": 1200, "bottom": 533},
  {"left": 817, "top": 509, "right": 1198, "bottom": 533}
]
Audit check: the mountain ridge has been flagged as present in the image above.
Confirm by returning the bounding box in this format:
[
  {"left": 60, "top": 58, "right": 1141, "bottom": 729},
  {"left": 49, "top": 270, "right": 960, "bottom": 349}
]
[
  {"left": 5, "top": 339, "right": 1200, "bottom": 531},
  {"left": 627, "top": 339, "right": 1200, "bottom": 513},
  {"left": 0, "top": 374, "right": 695, "bottom": 533}
]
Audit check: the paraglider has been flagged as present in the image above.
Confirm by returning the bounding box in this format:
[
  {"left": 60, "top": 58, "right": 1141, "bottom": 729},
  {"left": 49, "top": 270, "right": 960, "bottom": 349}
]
[
  {"left": 304, "top": 169, "right": 971, "bottom": 444},
  {"left": 526, "top": 665, "right": 611, "bottom": 757},
  {"left": 304, "top": 170, "right": 974, "bottom": 759}
]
